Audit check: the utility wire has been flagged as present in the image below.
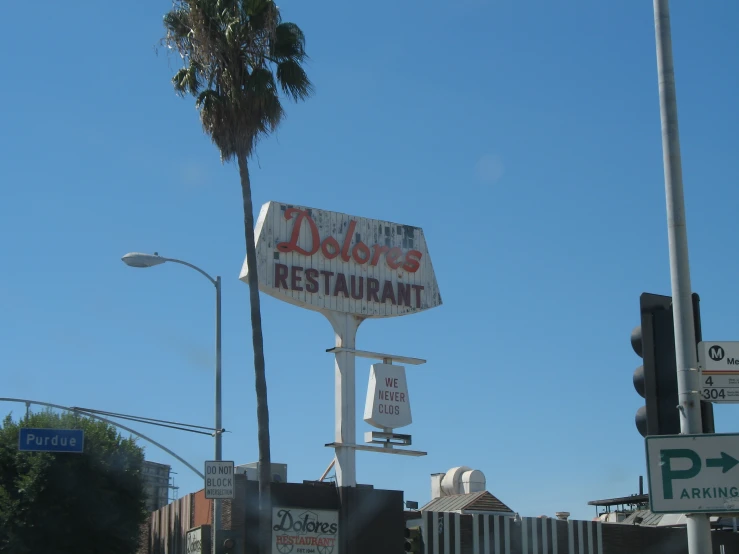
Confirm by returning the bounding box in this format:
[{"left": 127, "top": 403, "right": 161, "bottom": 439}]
[
  {"left": 75, "top": 410, "right": 211, "bottom": 436},
  {"left": 70, "top": 407, "right": 220, "bottom": 436},
  {"left": 74, "top": 407, "right": 218, "bottom": 431}
]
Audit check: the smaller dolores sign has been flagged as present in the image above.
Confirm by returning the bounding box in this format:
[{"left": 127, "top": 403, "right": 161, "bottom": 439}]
[
  {"left": 272, "top": 507, "right": 339, "bottom": 554},
  {"left": 186, "top": 526, "right": 210, "bottom": 554},
  {"left": 363, "top": 364, "right": 412, "bottom": 429},
  {"left": 240, "top": 201, "right": 442, "bottom": 318}
]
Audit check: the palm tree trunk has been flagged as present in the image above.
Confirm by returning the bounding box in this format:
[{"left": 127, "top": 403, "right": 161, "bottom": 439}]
[{"left": 237, "top": 153, "right": 272, "bottom": 554}]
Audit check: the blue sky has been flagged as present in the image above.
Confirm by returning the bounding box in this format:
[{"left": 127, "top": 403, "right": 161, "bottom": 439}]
[{"left": 1, "top": 0, "right": 738, "bottom": 520}]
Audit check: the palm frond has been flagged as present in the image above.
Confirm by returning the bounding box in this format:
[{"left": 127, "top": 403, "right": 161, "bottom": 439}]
[
  {"left": 163, "top": 0, "right": 312, "bottom": 160},
  {"left": 216, "top": 0, "right": 239, "bottom": 13},
  {"left": 247, "top": 68, "right": 283, "bottom": 131},
  {"left": 276, "top": 59, "right": 313, "bottom": 101},
  {"left": 172, "top": 67, "right": 190, "bottom": 96},
  {"left": 197, "top": 89, "right": 237, "bottom": 160},
  {"left": 243, "top": 0, "right": 280, "bottom": 30},
  {"left": 172, "top": 62, "right": 202, "bottom": 96},
  {"left": 272, "top": 23, "right": 306, "bottom": 62},
  {"left": 245, "top": 67, "right": 277, "bottom": 97},
  {"left": 196, "top": 88, "right": 222, "bottom": 111},
  {"left": 163, "top": 8, "right": 191, "bottom": 40}
]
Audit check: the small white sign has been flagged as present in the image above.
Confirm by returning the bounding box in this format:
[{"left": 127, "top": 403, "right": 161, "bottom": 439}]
[
  {"left": 363, "top": 363, "right": 412, "bottom": 429},
  {"left": 698, "top": 342, "right": 739, "bottom": 371},
  {"left": 701, "top": 371, "right": 739, "bottom": 403},
  {"left": 272, "top": 507, "right": 339, "bottom": 554},
  {"left": 186, "top": 527, "right": 208, "bottom": 554},
  {"left": 646, "top": 434, "right": 739, "bottom": 513},
  {"left": 204, "top": 461, "right": 235, "bottom": 499}
]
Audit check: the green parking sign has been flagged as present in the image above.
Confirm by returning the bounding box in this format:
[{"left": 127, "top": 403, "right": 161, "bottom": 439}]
[{"left": 646, "top": 434, "right": 739, "bottom": 513}]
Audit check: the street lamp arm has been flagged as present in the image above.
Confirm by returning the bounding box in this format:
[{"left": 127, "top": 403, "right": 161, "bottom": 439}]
[
  {"left": 121, "top": 249, "right": 222, "bottom": 535},
  {"left": 162, "top": 258, "right": 218, "bottom": 287},
  {"left": 0, "top": 397, "right": 204, "bottom": 479}
]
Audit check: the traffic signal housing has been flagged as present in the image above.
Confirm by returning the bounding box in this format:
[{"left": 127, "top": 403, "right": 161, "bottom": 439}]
[
  {"left": 216, "top": 530, "right": 240, "bottom": 554},
  {"left": 632, "top": 292, "right": 714, "bottom": 437},
  {"left": 404, "top": 526, "right": 422, "bottom": 553}
]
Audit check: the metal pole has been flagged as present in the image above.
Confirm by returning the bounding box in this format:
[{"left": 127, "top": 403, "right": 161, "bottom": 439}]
[
  {"left": 325, "top": 312, "right": 362, "bottom": 554},
  {"left": 653, "top": 1, "right": 711, "bottom": 552},
  {"left": 214, "top": 276, "right": 223, "bottom": 551},
  {"left": 319, "top": 458, "right": 336, "bottom": 482}
]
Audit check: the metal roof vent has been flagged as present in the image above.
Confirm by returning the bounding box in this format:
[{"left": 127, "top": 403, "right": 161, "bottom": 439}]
[
  {"left": 440, "top": 467, "right": 487, "bottom": 496},
  {"left": 461, "top": 469, "right": 486, "bottom": 494}
]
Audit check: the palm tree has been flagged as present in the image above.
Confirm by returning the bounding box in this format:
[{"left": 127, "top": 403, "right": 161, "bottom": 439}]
[{"left": 163, "top": 0, "right": 313, "bottom": 550}]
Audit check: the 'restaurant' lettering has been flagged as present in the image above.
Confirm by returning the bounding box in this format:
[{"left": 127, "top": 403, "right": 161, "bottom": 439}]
[
  {"left": 277, "top": 208, "right": 422, "bottom": 272},
  {"left": 274, "top": 264, "right": 424, "bottom": 308},
  {"left": 305, "top": 268, "right": 319, "bottom": 293}
]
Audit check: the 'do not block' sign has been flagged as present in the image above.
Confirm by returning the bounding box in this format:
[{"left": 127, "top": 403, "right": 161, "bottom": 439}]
[
  {"left": 240, "top": 201, "right": 442, "bottom": 317},
  {"left": 364, "top": 364, "right": 412, "bottom": 429}
]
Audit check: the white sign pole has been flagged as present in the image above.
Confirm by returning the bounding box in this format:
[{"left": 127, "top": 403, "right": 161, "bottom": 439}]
[{"left": 325, "top": 312, "right": 363, "bottom": 488}]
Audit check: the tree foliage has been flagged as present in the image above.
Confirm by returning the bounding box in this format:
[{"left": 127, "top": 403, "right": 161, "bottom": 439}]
[
  {"left": 163, "top": 0, "right": 313, "bottom": 161},
  {"left": 0, "top": 410, "right": 147, "bottom": 554}
]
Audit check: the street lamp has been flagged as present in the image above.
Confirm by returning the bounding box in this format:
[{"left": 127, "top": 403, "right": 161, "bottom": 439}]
[{"left": 121, "top": 252, "right": 223, "bottom": 542}]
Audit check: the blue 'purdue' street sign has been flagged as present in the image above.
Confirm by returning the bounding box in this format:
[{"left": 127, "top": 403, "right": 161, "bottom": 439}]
[{"left": 18, "top": 428, "right": 84, "bottom": 453}]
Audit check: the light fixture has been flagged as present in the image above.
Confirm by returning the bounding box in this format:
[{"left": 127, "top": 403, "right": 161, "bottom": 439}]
[{"left": 121, "top": 252, "right": 167, "bottom": 268}]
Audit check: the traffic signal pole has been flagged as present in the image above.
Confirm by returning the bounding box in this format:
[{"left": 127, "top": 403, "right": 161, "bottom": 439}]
[{"left": 652, "top": 1, "right": 711, "bottom": 552}]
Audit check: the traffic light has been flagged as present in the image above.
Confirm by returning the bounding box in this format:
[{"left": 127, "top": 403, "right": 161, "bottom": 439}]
[
  {"left": 404, "top": 526, "right": 422, "bottom": 553},
  {"left": 632, "top": 292, "right": 714, "bottom": 437},
  {"left": 216, "top": 530, "right": 240, "bottom": 554}
]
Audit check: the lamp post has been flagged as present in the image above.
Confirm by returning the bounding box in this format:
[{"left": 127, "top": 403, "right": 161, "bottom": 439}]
[
  {"left": 652, "top": 2, "right": 711, "bottom": 553},
  {"left": 122, "top": 252, "right": 223, "bottom": 544}
]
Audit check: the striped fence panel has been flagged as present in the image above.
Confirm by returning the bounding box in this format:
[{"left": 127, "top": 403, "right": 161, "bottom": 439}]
[
  {"left": 421, "top": 512, "right": 603, "bottom": 554},
  {"left": 149, "top": 495, "right": 193, "bottom": 554}
]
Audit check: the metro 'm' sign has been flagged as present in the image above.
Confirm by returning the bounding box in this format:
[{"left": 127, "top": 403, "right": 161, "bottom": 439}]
[{"left": 241, "top": 201, "right": 442, "bottom": 317}]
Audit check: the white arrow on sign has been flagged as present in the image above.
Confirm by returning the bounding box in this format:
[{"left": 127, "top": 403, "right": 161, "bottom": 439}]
[{"left": 646, "top": 434, "right": 739, "bottom": 514}]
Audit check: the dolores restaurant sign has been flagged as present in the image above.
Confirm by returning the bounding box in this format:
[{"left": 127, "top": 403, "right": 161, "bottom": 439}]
[
  {"left": 272, "top": 507, "right": 339, "bottom": 554},
  {"left": 240, "top": 202, "right": 442, "bottom": 317}
]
